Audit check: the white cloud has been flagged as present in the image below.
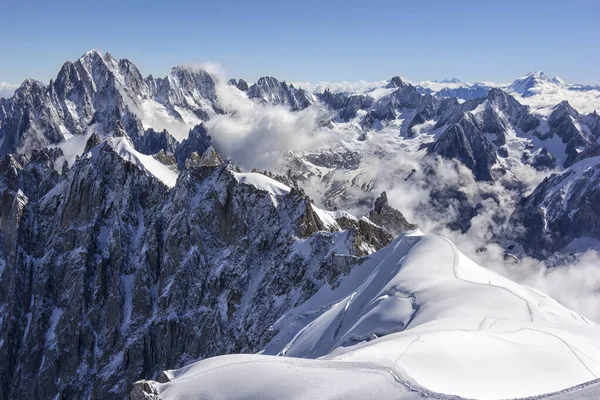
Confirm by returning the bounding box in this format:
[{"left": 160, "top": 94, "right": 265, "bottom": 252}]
[
  {"left": 0, "top": 82, "right": 18, "bottom": 98},
  {"left": 293, "top": 80, "right": 389, "bottom": 94},
  {"left": 195, "top": 66, "right": 337, "bottom": 171}
]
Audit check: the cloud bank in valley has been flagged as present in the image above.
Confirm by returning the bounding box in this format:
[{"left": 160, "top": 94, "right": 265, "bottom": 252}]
[{"left": 198, "top": 84, "right": 600, "bottom": 323}]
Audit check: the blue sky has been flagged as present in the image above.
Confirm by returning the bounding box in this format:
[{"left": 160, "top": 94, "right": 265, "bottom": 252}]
[{"left": 1, "top": 0, "right": 599, "bottom": 85}]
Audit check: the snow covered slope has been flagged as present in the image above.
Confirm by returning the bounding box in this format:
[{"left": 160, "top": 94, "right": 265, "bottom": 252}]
[
  {"left": 89, "top": 136, "right": 179, "bottom": 187},
  {"left": 135, "top": 231, "right": 600, "bottom": 400},
  {"left": 507, "top": 72, "right": 600, "bottom": 115},
  {"left": 508, "top": 154, "right": 600, "bottom": 257}
]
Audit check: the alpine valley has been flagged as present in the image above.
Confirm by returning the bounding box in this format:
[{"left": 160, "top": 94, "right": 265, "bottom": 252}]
[{"left": 2, "top": 50, "right": 600, "bottom": 400}]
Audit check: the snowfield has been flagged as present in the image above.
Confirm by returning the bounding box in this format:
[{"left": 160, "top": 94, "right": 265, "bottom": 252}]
[
  {"left": 137, "top": 231, "right": 600, "bottom": 400},
  {"left": 89, "top": 136, "right": 179, "bottom": 187}
]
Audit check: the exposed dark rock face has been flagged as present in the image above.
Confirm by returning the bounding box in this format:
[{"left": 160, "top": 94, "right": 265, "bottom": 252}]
[
  {"left": 535, "top": 101, "right": 595, "bottom": 167},
  {"left": 84, "top": 132, "right": 102, "bottom": 153},
  {"left": 371, "top": 84, "right": 424, "bottom": 121},
  {"left": 228, "top": 78, "right": 249, "bottom": 91},
  {"left": 247, "top": 77, "right": 313, "bottom": 110},
  {"left": 136, "top": 128, "right": 178, "bottom": 156},
  {"left": 427, "top": 116, "right": 498, "bottom": 182},
  {"left": 385, "top": 76, "right": 405, "bottom": 89},
  {"left": 174, "top": 123, "right": 212, "bottom": 169},
  {"left": 368, "top": 191, "right": 418, "bottom": 237},
  {"left": 573, "top": 143, "right": 600, "bottom": 164},
  {"left": 484, "top": 88, "right": 540, "bottom": 137},
  {"left": 532, "top": 147, "right": 556, "bottom": 171},
  {"left": 508, "top": 156, "right": 600, "bottom": 258},
  {"left": 0, "top": 134, "right": 396, "bottom": 399},
  {"left": 407, "top": 94, "right": 440, "bottom": 136},
  {"left": 317, "top": 89, "right": 374, "bottom": 122},
  {"left": 425, "top": 84, "right": 491, "bottom": 100},
  {"left": 0, "top": 51, "right": 221, "bottom": 157},
  {"left": 147, "top": 65, "right": 222, "bottom": 120}
]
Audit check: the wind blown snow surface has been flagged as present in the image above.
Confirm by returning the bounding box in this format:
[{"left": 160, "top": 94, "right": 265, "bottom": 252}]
[{"left": 137, "top": 231, "right": 600, "bottom": 400}]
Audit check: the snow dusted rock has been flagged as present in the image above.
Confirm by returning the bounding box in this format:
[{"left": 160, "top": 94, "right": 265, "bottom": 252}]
[
  {"left": 136, "top": 128, "right": 178, "bottom": 156},
  {"left": 368, "top": 191, "right": 418, "bottom": 237},
  {"left": 543, "top": 101, "right": 594, "bottom": 167},
  {"left": 0, "top": 50, "right": 224, "bottom": 159},
  {"left": 532, "top": 147, "right": 557, "bottom": 171},
  {"left": 136, "top": 231, "right": 600, "bottom": 400},
  {"left": 428, "top": 115, "right": 498, "bottom": 181},
  {"left": 385, "top": 76, "right": 405, "bottom": 89},
  {"left": 147, "top": 65, "right": 221, "bottom": 121},
  {"left": 508, "top": 155, "right": 600, "bottom": 258},
  {"left": 0, "top": 126, "right": 398, "bottom": 399},
  {"left": 317, "top": 89, "right": 374, "bottom": 122},
  {"left": 430, "top": 83, "right": 492, "bottom": 100},
  {"left": 370, "top": 83, "right": 425, "bottom": 121},
  {"left": 173, "top": 123, "right": 212, "bottom": 169},
  {"left": 247, "top": 76, "right": 314, "bottom": 110},
  {"left": 483, "top": 88, "right": 540, "bottom": 138},
  {"left": 227, "top": 78, "right": 249, "bottom": 91},
  {"left": 509, "top": 71, "right": 564, "bottom": 97}
]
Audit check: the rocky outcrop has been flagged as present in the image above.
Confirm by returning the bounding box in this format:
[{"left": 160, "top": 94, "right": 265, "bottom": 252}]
[
  {"left": 537, "top": 101, "right": 594, "bottom": 167},
  {"left": 0, "top": 51, "right": 221, "bottom": 158},
  {"left": 227, "top": 78, "right": 249, "bottom": 92},
  {"left": 371, "top": 83, "right": 423, "bottom": 121},
  {"left": 317, "top": 89, "right": 374, "bottom": 122},
  {"left": 428, "top": 116, "right": 498, "bottom": 181},
  {"left": 0, "top": 133, "right": 396, "bottom": 399},
  {"left": 532, "top": 147, "right": 556, "bottom": 170},
  {"left": 368, "top": 192, "right": 417, "bottom": 237},
  {"left": 174, "top": 123, "right": 212, "bottom": 169},
  {"left": 507, "top": 156, "right": 600, "bottom": 258},
  {"left": 136, "top": 128, "right": 178, "bottom": 156},
  {"left": 247, "top": 77, "right": 313, "bottom": 110},
  {"left": 147, "top": 65, "right": 221, "bottom": 121}
]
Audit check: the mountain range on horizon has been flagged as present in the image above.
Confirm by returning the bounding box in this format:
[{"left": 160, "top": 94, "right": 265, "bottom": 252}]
[{"left": 2, "top": 50, "right": 600, "bottom": 99}]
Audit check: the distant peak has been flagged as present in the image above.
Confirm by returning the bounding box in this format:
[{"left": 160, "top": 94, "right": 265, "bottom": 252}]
[
  {"left": 78, "top": 49, "right": 117, "bottom": 67},
  {"left": 80, "top": 49, "right": 102, "bottom": 59},
  {"left": 525, "top": 71, "right": 549, "bottom": 80},
  {"left": 17, "top": 78, "right": 45, "bottom": 91},
  {"left": 510, "top": 71, "right": 559, "bottom": 96},
  {"left": 386, "top": 76, "right": 404, "bottom": 89},
  {"left": 552, "top": 100, "right": 578, "bottom": 117},
  {"left": 440, "top": 78, "right": 462, "bottom": 84},
  {"left": 555, "top": 99, "right": 575, "bottom": 110}
]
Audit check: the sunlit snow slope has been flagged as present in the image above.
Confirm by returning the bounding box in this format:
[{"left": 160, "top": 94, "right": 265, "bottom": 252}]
[
  {"left": 135, "top": 231, "right": 600, "bottom": 400},
  {"left": 89, "top": 136, "right": 179, "bottom": 187}
]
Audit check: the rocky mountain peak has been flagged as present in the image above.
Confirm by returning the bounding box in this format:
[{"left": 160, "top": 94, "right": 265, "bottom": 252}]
[
  {"left": 175, "top": 123, "right": 212, "bottom": 169},
  {"left": 113, "top": 121, "right": 128, "bottom": 137},
  {"left": 385, "top": 76, "right": 405, "bottom": 89},
  {"left": 551, "top": 100, "right": 579, "bottom": 118},
  {"left": 368, "top": 191, "right": 417, "bottom": 237},
  {"left": 84, "top": 132, "right": 102, "bottom": 153},
  {"left": 440, "top": 78, "right": 463, "bottom": 84},
  {"left": 227, "top": 78, "right": 249, "bottom": 91},
  {"left": 247, "top": 76, "right": 312, "bottom": 110},
  {"left": 509, "top": 71, "right": 561, "bottom": 97}
]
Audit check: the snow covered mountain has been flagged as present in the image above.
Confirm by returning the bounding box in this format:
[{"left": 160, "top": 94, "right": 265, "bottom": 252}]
[
  {"left": 0, "top": 124, "right": 412, "bottom": 399},
  {"left": 133, "top": 231, "right": 600, "bottom": 400},
  {"left": 509, "top": 71, "right": 565, "bottom": 97},
  {"left": 3, "top": 50, "right": 600, "bottom": 399},
  {"left": 0, "top": 50, "right": 220, "bottom": 158},
  {"left": 508, "top": 154, "right": 600, "bottom": 258}
]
